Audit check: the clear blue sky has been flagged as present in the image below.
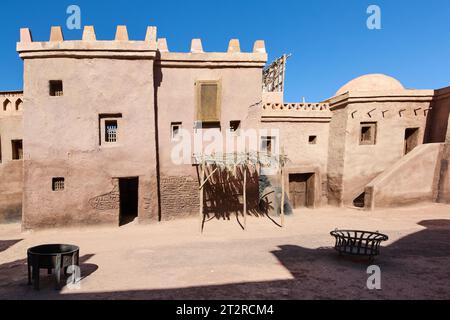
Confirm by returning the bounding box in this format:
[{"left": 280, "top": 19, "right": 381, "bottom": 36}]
[{"left": 0, "top": 0, "right": 449, "bottom": 101}]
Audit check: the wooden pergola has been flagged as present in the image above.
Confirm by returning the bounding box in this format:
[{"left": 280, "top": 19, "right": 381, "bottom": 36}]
[{"left": 194, "top": 149, "right": 288, "bottom": 233}]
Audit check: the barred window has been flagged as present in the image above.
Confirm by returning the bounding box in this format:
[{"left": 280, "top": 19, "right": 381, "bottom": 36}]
[
  {"left": 105, "top": 120, "right": 118, "bottom": 143},
  {"left": 52, "top": 178, "right": 65, "bottom": 191},
  {"left": 49, "top": 80, "right": 63, "bottom": 97}
]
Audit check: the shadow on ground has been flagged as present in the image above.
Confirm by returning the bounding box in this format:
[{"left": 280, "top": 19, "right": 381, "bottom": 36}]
[
  {"left": 0, "top": 239, "right": 22, "bottom": 253},
  {"left": 1, "top": 220, "right": 449, "bottom": 299},
  {"left": 0, "top": 254, "right": 98, "bottom": 298}
]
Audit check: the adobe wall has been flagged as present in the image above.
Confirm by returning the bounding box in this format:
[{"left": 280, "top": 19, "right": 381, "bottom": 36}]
[
  {"left": 18, "top": 27, "right": 160, "bottom": 229},
  {"left": 0, "top": 92, "right": 23, "bottom": 223},
  {"left": 261, "top": 103, "right": 332, "bottom": 207},
  {"left": 343, "top": 98, "right": 433, "bottom": 206},
  {"left": 155, "top": 40, "right": 267, "bottom": 219},
  {"left": 365, "top": 143, "right": 443, "bottom": 208},
  {"left": 328, "top": 90, "right": 434, "bottom": 207},
  {"left": 427, "top": 87, "right": 450, "bottom": 143},
  {"left": 437, "top": 143, "right": 450, "bottom": 204},
  {"left": 326, "top": 104, "right": 348, "bottom": 206}
]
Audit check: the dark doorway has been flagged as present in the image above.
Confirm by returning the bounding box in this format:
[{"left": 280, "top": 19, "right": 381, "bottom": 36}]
[
  {"left": 404, "top": 128, "right": 420, "bottom": 155},
  {"left": 353, "top": 192, "right": 365, "bottom": 208},
  {"left": 289, "top": 173, "right": 315, "bottom": 209},
  {"left": 119, "top": 177, "right": 139, "bottom": 226}
]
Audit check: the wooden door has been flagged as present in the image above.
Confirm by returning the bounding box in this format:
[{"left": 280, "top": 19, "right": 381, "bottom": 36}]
[{"left": 289, "top": 174, "right": 308, "bottom": 208}]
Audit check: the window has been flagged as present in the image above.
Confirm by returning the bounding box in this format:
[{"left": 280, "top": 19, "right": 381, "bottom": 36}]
[
  {"left": 49, "top": 80, "right": 63, "bottom": 96},
  {"left": 360, "top": 122, "right": 377, "bottom": 145},
  {"left": 11, "top": 140, "right": 23, "bottom": 160},
  {"left": 229, "top": 121, "right": 241, "bottom": 134},
  {"left": 105, "top": 120, "right": 118, "bottom": 143},
  {"left": 196, "top": 81, "right": 221, "bottom": 122},
  {"left": 15, "top": 99, "right": 22, "bottom": 111},
  {"left": 194, "top": 121, "right": 221, "bottom": 132},
  {"left": 99, "top": 114, "right": 122, "bottom": 145},
  {"left": 404, "top": 128, "right": 420, "bottom": 155},
  {"left": 309, "top": 136, "right": 317, "bottom": 145},
  {"left": 261, "top": 136, "right": 276, "bottom": 155},
  {"left": 52, "top": 178, "right": 65, "bottom": 191},
  {"left": 3, "top": 99, "right": 11, "bottom": 111},
  {"left": 171, "top": 122, "right": 182, "bottom": 140}
]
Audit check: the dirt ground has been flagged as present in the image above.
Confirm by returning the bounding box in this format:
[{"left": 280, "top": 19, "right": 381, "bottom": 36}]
[{"left": 1, "top": 203, "right": 450, "bottom": 300}]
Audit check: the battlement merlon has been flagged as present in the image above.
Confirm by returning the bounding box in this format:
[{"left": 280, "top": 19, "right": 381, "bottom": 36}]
[
  {"left": 17, "top": 26, "right": 158, "bottom": 59},
  {"left": 156, "top": 38, "right": 267, "bottom": 67},
  {"left": 17, "top": 26, "right": 268, "bottom": 67}
]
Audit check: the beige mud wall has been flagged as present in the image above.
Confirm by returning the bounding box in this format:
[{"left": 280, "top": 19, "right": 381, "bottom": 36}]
[
  {"left": 155, "top": 60, "right": 264, "bottom": 219},
  {"left": 261, "top": 104, "right": 332, "bottom": 207},
  {"left": 22, "top": 58, "right": 159, "bottom": 229},
  {"left": 326, "top": 105, "right": 348, "bottom": 206},
  {"left": 365, "top": 143, "right": 443, "bottom": 208},
  {"left": 327, "top": 91, "right": 434, "bottom": 207},
  {"left": 437, "top": 144, "right": 450, "bottom": 204},
  {"left": 342, "top": 99, "right": 432, "bottom": 206},
  {"left": 427, "top": 87, "right": 450, "bottom": 143},
  {"left": 0, "top": 104, "right": 23, "bottom": 222}
]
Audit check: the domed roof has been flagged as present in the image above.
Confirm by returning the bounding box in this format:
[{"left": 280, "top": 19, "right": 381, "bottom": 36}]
[{"left": 335, "top": 74, "right": 404, "bottom": 96}]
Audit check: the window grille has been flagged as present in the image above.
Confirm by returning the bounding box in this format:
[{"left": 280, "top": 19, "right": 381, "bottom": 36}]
[
  {"left": 52, "top": 178, "right": 65, "bottom": 191},
  {"left": 105, "top": 120, "right": 118, "bottom": 143}
]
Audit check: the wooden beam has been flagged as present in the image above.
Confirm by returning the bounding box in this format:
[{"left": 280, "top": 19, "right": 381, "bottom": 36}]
[
  {"left": 243, "top": 150, "right": 248, "bottom": 230},
  {"left": 199, "top": 157, "right": 205, "bottom": 233},
  {"left": 199, "top": 167, "right": 219, "bottom": 190}
]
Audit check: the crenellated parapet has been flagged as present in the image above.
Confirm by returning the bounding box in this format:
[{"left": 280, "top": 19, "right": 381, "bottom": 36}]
[
  {"left": 17, "top": 26, "right": 158, "bottom": 59},
  {"left": 17, "top": 26, "right": 267, "bottom": 66},
  {"left": 263, "top": 102, "right": 330, "bottom": 111},
  {"left": 0, "top": 91, "right": 23, "bottom": 117},
  {"left": 261, "top": 102, "right": 332, "bottom": 123},
  {"left": 156, "top": 37, "right": 267, "bottom": 67}
]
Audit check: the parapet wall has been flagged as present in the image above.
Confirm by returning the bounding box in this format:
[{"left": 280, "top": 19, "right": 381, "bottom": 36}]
[
  {"left": 17, "top": 26, "right": 267, "bottom": 66},
  {"left": 1, "top": 91, "right": 23, "bottom": 118},
  {"left": 261, "top": 102, "right": 332, "bottom": 122}
]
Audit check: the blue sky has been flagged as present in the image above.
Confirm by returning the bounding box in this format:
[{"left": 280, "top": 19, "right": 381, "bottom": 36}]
[{"left": 0, "top": 0, "right": 449, "bottom": 101}]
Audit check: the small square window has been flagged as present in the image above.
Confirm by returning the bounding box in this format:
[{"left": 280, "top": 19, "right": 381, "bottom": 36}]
[
  {"left": 11, "top": 140, "right": 23, "bottom": 160},
  {"left": 360, "top": 122, "right": 377, "bottom": 145},
  {"left": 309, "top": 136, "right": 317, "bottom": 144},
  {"left": 49, "top": 80, "right": 63, "bottom": 97},
  {"left": 229, "top": 121, "right": 241, "bottom": 134},
  {"left": 52, "top": 177, "right": 65, "bottom": 191},
  {"left": 171, "top": 122, "right": 182, "bottom": 140},
  {"left": 105, "top": 120, "right": 118, "bottom": 143},
  {"left": 194, "top": 121, "right": 221, "bottom": 132},
  {"left": 99, "top": 114, "right": 122, "bottom": 146},
  {"left": 261, "top": 136, "right": 276, "bottom": 155}
]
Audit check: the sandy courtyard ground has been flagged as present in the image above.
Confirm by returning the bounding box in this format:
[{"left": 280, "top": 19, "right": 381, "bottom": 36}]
[{"left": 0, "top": 203, "right": 450, "bottom": 300}]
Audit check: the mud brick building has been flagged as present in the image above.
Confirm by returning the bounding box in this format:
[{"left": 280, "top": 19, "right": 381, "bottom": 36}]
[{"left": 0, "top": 25, "right": 449, "bottom": 229}]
